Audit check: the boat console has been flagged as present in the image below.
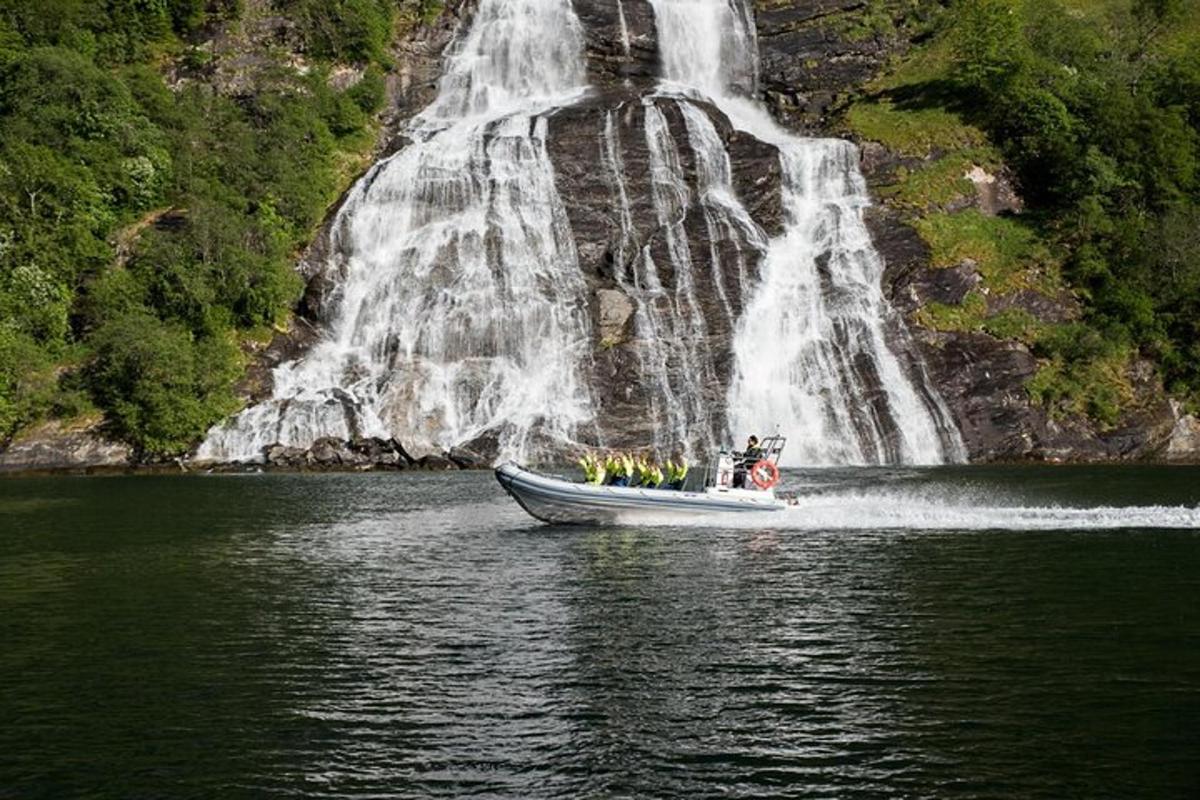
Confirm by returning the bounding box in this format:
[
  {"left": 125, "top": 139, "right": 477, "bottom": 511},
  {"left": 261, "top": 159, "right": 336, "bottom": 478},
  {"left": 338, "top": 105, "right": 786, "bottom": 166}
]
[{"left": 702, "top": 435, "right": 787, "bottom": 495}]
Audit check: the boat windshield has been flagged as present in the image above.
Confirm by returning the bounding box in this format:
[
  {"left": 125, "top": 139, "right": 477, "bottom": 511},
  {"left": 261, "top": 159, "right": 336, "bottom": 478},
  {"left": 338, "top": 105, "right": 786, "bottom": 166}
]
[{"left": 734, "top": 435, "right": 786, "bottom": 464}]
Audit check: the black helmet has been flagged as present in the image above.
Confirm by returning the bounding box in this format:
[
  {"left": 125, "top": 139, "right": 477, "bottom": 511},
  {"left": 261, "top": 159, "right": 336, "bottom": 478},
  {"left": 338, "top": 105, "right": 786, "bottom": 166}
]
[{"left": 748, "top": 435, "right": 759, "bottom": 445}]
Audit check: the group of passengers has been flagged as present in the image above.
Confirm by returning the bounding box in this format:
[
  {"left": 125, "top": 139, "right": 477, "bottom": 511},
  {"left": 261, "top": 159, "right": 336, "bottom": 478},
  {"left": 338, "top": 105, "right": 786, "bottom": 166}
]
[{"left": 577, "top": 452, "right": 689, "bottom": 490}]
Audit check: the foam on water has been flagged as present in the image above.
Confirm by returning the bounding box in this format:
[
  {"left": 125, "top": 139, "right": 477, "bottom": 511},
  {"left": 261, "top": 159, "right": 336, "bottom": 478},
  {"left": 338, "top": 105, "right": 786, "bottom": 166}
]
[
  {"left": 617, "top": 489, "right": 1200, "bottom": 530},
  {"left": 620, "top": 504, "right": 1200, "bottom": 531}
]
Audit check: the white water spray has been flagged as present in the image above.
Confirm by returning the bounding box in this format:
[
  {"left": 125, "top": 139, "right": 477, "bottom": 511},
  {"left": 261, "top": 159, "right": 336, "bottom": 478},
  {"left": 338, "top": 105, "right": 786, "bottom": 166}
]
[{"left": 619, "top": 495, "right": 1200, "bottom": 531}]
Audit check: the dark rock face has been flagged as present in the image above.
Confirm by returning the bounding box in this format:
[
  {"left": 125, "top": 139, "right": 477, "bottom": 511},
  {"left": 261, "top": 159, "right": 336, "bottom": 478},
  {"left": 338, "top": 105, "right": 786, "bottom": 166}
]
[
  {"left": 572, "top": 0, "right": 660, "bottom": 84},
  {"left": 548, "top": 93, "right": 785, "bottom": 270},
  {"left": 912, "top": 331, "right": 1043, "bottom": 460},
  {"left": 546, "top": 91, "right": 783, "bottom": 450},
  {"left": 754, "top": 0, "right": 911, "bottom": 130}
]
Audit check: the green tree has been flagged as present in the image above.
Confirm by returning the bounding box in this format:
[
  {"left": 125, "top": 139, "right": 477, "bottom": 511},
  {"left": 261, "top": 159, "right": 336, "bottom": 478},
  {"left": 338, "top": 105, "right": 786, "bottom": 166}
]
[
  {"left": 951, "top": 0, "right": 1027, "bottom": 95},
  {"left": 278, "top": 0, "right": 395, "bottom": 64},
  {"left": 88, "top": 310, "right": 242, "bottom": 456}
]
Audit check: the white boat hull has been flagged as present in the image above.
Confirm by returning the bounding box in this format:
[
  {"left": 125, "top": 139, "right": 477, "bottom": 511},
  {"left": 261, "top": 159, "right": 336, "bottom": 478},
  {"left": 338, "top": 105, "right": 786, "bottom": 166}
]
[{"left": 495, "top": 462, "right": 786, "bottom": 525}]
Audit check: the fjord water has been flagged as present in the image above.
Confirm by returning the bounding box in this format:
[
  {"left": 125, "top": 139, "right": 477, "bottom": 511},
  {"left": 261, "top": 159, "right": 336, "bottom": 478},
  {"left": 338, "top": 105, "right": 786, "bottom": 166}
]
[
  {"left": 199, "top": 0, "right": 962, "bottom": 467},
  {"left": 2, "top": 469, "right": 1199, "bottom": 797}
]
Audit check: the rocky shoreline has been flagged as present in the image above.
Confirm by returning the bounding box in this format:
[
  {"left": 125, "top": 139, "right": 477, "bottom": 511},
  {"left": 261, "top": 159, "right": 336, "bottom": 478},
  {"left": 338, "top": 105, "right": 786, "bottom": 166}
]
[
  {"left": 3, "top": 419, "right": 1198, "bottom": 478},
  {"left": 0, "top": 424, "right": 494, "bottom": 477}
]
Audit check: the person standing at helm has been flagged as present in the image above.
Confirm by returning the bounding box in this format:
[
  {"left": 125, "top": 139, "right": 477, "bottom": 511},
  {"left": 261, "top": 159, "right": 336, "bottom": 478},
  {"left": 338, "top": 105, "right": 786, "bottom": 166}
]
[
  {"left": 734, "top": 435, "right": 762, "bottom": 488},
  {"left": 744, "top": 436, "right": 762, "bottom": 461}
]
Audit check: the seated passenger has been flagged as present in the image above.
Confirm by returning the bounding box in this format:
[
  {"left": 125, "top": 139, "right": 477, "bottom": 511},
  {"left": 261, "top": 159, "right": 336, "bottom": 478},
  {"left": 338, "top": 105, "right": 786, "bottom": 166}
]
[{"left": 667, "top": 457, "right": 688, "bottom": 490}]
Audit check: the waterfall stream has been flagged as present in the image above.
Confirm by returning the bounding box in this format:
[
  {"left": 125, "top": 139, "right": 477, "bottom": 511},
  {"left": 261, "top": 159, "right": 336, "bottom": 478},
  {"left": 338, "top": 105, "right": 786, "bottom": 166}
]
[
  {"left": 198, "top": 0, "right": 599, "bottom": 462},
  {"left": 198, "top": 0, "right": 964, "bottom": 466},
  {"left": 647, "top": 0, "right": 965, "bottom": 465}
]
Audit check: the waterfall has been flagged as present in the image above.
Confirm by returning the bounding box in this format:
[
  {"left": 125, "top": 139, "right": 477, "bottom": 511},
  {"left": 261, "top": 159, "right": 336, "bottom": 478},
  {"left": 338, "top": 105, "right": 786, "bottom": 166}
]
[
  {"left": 601, "top": 101, "right": 738, "bottom": 458},
  {"left": 198, "top": 0, "right": 964, "bottom": 467},
  {"left": 677, "top": 101, "right": 767, "bottom": 326},
  {"left": 198, "top": 0, "right": 598, "bottom": 463},
  {"left": 648, "top": 0, "right": 964, "bottom": 465},
  {"left": 729, "top": 142, "right": 960, "bottom": 464}
]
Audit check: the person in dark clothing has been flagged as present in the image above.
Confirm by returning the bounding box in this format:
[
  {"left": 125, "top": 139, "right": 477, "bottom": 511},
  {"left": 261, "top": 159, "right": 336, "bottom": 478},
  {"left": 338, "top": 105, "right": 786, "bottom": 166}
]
[{"left": 733, "top": 435, "right": 762, "bottom": 488}]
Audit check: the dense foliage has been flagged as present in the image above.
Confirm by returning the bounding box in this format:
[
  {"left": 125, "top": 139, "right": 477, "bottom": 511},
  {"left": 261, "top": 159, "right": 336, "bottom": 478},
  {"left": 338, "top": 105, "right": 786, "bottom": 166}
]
[
  {"left": 948, "top": 0, "right": 1200, "bottom": 407},
  {"left": 0, "top": 0, "right": 395, "bottom": 454},
  {"left": 845, "top": 0, "right": 1199, "bottom": 423}
]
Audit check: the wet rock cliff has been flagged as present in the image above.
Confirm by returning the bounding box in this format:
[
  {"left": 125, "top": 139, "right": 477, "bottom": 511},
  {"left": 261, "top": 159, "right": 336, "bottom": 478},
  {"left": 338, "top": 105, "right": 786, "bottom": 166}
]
[
  {"left": 198, "top": 0, "right": 1200, "bottom": 465},
  {"left": 203, "top": 0, "right": 963, "bottom": 466}
]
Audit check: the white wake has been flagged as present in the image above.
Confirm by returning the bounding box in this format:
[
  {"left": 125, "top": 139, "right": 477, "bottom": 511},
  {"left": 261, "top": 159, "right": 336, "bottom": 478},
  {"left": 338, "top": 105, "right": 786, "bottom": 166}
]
[{"left": 626, "top": 488, "right": 1200, "bottom": 531}]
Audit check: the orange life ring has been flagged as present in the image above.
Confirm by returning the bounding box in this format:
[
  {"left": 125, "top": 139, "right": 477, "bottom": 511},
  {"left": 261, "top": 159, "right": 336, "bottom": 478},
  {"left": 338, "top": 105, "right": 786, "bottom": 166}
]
[{"left": 750, "top": 459, "right": 779, "bottom": 490}]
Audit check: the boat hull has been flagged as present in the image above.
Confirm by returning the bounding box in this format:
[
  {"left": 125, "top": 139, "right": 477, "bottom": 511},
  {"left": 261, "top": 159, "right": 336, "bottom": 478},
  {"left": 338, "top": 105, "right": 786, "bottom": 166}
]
[{"left": 495, "top": 462, "right": 786, "bottom": 525}]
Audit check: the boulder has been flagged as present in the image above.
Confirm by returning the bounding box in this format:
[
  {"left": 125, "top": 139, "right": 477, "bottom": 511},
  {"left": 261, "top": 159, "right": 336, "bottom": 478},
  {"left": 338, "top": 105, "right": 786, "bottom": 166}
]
[
  {"left": 349, "top": 436, "right": 399, "bottom": 460},
  {"left": 418, "top": 454, "right": 458, "bottom": 470},
  {"left": 0, "top": 420, "right": 133, "bottom": 473},
  {"left": 348, "top": 436, "right": 410, "bottom": 468},
  {"left": 309, "top": 436, "right": 347, "bottom": 465},
  {"left": 596, "top": 288, "right": 634, "bottom": 343},
  {"left": 1164, "top": 402, "right": 1200, "bottom": 463},
  {"left": 446, "top": 446, "right": 488, "bottom": 469},
  {"left": 263, "top": 443, "right": 308, "bottom": 467},
  {"left": 964, "top": 165, "right": 1023, "bottom": 216}
]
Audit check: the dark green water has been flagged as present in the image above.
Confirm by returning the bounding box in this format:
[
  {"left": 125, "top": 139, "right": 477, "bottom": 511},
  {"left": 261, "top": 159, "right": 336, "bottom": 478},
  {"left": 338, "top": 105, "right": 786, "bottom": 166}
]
[{"left": 2, "top": 466, "right": 1199, "bottom": 798}]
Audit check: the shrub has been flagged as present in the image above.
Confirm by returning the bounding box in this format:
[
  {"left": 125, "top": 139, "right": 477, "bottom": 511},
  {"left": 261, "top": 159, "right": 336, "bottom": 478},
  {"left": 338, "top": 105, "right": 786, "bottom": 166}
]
[
  {"left": 88, "top": 310, "right": 242, "bottom": 456},
  {"left": 278, "top": 0, "right": 395, "bottom": 64},
  {"left": 0, "top": 324, "right": 57, "bottom": 442}
]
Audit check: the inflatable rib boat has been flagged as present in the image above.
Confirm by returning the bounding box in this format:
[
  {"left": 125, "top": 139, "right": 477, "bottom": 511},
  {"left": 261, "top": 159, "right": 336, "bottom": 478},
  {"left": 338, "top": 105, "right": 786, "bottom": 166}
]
[{"left": 495, "top": 437, "right": 791, "bottom": 525}]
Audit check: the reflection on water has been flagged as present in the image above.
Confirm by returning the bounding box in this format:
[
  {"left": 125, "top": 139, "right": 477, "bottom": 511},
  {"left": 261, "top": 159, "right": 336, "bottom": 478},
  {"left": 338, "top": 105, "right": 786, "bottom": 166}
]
[{"left": 1, "top": 467, "right": 1198, "bottom": 797}]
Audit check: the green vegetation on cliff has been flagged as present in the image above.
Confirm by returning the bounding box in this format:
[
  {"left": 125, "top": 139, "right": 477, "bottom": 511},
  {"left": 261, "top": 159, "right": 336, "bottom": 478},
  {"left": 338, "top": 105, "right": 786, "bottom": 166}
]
[
  {"left": 846, "top": 0, "right": 1200, "bottom": 423},
  {"left": 0, "top": 1, "right": 415, "bottom": 455}
]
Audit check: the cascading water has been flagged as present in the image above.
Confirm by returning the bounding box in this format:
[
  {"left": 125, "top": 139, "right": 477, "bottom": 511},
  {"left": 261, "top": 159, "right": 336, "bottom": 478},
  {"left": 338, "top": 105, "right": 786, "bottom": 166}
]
[
  {"left": 597, "top": 97, "right": 771, "bottom": 459},
  {"left": 677, "top": 102, "right": 767, "bottom": 323},
  {"left": 647, "top": 0, "right": 965, "bottom": 466},
  {"left": 729, "top": 142, "right": 959, "bottom": 464},
  {"left": 199, "top": 0, "right": 599, "bottom": 462},
  {"left": 198, "top": 0, "right": 965, "bottom": 467}
]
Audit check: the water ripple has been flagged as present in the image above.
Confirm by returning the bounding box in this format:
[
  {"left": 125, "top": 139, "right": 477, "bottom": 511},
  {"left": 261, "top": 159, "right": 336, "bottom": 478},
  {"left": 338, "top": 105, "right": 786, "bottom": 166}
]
[{"left": 0, "top": 468, "right": 1198, "bottom": 797}]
